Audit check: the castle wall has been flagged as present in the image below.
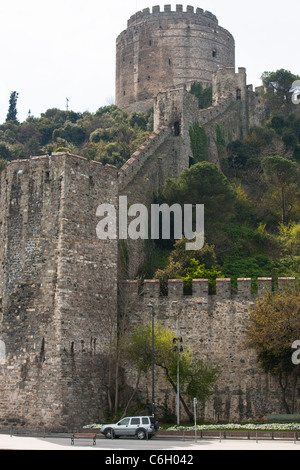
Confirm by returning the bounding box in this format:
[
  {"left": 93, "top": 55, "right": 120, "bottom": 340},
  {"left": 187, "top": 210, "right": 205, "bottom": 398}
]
[
  {"left": 0, "top": 154, "right": 118, "bottom": 430},
  {"left": 121, "top": 277, "right": 298, "bottom": 423},
  {"left": 116, "top": 5, "right": 235, "bottom": 113}
]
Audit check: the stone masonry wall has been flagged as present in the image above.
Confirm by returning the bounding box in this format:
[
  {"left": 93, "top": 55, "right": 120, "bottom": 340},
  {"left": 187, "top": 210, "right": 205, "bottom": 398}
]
[
  {"left": 116, "top": 5, "right": 235, "bottom": 113},
  {"left": 0, "top": 153, "right": 118, "bottom": 430},
  {"left": 121, "top": 277, "right": 298, "bottom": 423}
]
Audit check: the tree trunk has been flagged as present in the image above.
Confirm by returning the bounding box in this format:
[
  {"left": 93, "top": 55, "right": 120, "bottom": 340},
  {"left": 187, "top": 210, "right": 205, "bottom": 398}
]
[
  {"left": 107, "top": 355, "right": 113, "bottom": 414},
  {"left": 121, "top": 370, "right": 142, "bottom": 419},
  {"left": 281, "top": 186, "right": 286, "bottom": 224},
  {"left": 158, "top": 363, "right": 194, "bottom": 422},
  {"left": 113, "top": 353, "right": 120, "bottom": 420},
  {"left": 279, "top": 371, "right": 291, "bottom": 414}
]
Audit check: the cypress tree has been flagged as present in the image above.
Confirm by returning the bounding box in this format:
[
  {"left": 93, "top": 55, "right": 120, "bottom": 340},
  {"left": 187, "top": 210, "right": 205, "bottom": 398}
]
[{"left": 6, "top": 91, "right": 19, "bottom": 122}]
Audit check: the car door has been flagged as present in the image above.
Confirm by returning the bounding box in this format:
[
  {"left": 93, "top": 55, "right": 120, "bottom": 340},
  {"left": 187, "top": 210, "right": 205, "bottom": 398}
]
[
  {"left": 129, "top": 417, "right": 141, "bottom": 435},
  {"left": 116, "top": 417, "right": 130, "bottom": 436}
]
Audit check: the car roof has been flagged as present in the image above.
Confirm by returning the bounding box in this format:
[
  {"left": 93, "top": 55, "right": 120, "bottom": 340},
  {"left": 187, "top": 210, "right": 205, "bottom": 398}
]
[{"left": 122, "top": 416, "right": 152, "bottom": 419}]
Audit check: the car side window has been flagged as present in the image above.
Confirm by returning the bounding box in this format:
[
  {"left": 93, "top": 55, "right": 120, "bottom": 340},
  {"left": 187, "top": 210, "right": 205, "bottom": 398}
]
[
  {"left": 142, "top": 418, "right": 149, "bottom": 424},
  {"left": 118, "top": 418, "right": 130, "bottom": 425},
  {"left": 130, "top": 418, "right": 140, "bottom": 425}
]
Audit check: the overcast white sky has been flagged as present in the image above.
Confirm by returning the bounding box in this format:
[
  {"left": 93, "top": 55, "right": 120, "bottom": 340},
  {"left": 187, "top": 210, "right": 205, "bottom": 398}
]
[{"left": 0, "top": 0, "right": 298, "bottom": 123}]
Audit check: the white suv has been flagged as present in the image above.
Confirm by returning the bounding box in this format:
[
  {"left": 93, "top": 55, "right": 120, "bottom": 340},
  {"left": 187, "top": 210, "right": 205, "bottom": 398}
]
[{"left": 100, "top": 416, "right": 159, "bottom": 440}]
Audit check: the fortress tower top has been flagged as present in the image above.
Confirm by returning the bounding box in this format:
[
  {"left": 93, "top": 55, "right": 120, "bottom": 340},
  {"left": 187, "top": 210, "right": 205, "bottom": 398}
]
[{"left": 115, "top": 5, "right": 235, "bottom": 113}]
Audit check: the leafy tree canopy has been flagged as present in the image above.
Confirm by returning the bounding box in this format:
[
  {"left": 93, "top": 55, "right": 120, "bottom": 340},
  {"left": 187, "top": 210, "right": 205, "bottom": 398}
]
[{"left": 261, "top": 69, "right": 300, "bottom": 116}]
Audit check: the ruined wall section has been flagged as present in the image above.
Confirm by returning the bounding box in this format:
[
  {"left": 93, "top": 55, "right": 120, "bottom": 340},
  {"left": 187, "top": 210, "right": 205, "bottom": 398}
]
[
  {"left": 0, "top": 153, "right": 118, "bottom": 430},
  {"left": 120, "top": 277, "right": 297, "bottom": 423},
  {"left": 116, "top": 4, "right": 235, "bottom": 113}
]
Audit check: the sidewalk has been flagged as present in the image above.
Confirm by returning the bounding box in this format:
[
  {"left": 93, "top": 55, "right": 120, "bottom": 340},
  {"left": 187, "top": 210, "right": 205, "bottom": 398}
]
[{"left": 1, "top": 433, "right": 300, "bottom": 450}]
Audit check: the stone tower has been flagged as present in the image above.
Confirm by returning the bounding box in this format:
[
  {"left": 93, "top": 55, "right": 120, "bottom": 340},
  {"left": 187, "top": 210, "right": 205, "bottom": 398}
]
[
  {"left": 115, "top": 4, "right": 235, "bottom": 112},
  {"left": 0, "top": 154, "right": 119, "bottom": 430}
]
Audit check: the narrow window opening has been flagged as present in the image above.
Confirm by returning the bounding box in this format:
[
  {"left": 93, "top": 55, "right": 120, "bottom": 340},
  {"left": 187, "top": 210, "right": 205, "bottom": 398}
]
[
  {"left": 174, "top": 121, "right": 180, "bottom": 136},
  {"left": 81, "top": 340, "right": 85, "bottom": 352},
  {"left": 169, "top": 59, "right": 171, "bottom": 66},
  {"left": 40, "top": 338, "right": 45, "bottom": 361},
  {"left": 212, "top": 50, "right": 217, "bottom": 58},
  {"left": 45, "top": 171, "right": 50, "bottom": 182},
  {"left": 149, "top": 40, "right": 152, "bottom": 46},
  {"left": 236, "top": 89, "right": 242, "bottom": 100},
  {"left": 71, "top": 342, "right": 74, "bottom": 354}
]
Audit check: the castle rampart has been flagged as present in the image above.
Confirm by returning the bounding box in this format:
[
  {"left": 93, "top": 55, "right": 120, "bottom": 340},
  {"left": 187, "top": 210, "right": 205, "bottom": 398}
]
[
  {"left": 121, "top": 277, "right": 296, "bottom": 300},
  {"left": 120, "top": 277, "right": 298, "bottom": 423}
]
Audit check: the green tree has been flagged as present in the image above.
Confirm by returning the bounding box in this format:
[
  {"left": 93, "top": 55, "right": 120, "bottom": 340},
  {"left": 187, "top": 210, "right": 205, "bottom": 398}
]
[
  {"left": 0, "top": 142, "right": 13, "bottom": 160},
  {"left": 124, "top": 322, "right": 219, "bottom": 421},
  {"left": 154, "top": 239, "right": 218, "bottom": 295},
  {"left": 261, "top": 69, "right": 300, "bottom": 116},
  {"left": 261, "top": 156, "right": 300, "bottom": 223},
  {"left": 246, "top": 290, "right": 300, "bottom": 413},
  {"left": 6, "top": 91, "right": 19, "bottom": 123},
  {"left": 162, "top": 162, "right": 237, "bottom": 243},
  {"left": 182, "top": 258, "right": 224, "bottom": 294}
]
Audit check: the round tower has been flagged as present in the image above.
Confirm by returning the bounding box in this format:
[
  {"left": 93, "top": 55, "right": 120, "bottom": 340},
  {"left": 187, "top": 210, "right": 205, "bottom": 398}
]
[{"left": 115, "top": 4, "right": 235, "bottom": 112}]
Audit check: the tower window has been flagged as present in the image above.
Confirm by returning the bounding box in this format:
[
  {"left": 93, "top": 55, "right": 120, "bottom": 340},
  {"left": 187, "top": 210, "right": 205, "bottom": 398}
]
[
  {"left": 149, "top": 40, "right": 152, "bottom": 46},
  {"left": 212, "top": 50, "right": 217, "bottom": 58},
  {"left": 174, "top": 121, "right": 180, "bottom": 136},
  {"left": 236, "top": 89, "right": 242, "bottom": 100},
  {"left": 169, "top": 59, "right": 171, "bottom": 66},
  {"left": 123, "top": 90, "right": 126, "bottom": 96}
]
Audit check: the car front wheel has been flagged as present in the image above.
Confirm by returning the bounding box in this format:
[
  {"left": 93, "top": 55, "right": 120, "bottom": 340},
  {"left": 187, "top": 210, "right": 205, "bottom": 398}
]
[{"left": 104, "top": 428, "right": 115, "bottom": 439}]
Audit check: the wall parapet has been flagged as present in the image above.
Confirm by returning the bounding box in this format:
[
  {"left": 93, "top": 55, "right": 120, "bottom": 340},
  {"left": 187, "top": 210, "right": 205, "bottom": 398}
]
[
  {"left": 118, "top": 125, "right": 171, "bottom": 190},
  {"left": 120, "top": 278, "right": 297, "bottom": 300},
  {"left": 198, "top": 96, "right": 235, "bottom": 126},
  {"left": 5, "top": 152, "right": 118, "bottom": 178},
  {"left": 126, "top": 5, "right": 219, "bottom": 28}
]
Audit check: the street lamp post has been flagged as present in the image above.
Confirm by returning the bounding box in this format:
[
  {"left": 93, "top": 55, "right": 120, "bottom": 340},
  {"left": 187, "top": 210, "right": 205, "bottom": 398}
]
[
  {"left": 172, "top": 301, "right": 182, "bottom": 427},
  {"left": 148, "top": 303, "right": 155, "bottom": 417}
]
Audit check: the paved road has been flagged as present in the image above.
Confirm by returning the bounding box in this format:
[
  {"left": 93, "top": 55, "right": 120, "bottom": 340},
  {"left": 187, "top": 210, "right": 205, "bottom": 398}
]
[{"left": 1, "top": 434, "right": 300, "bottom": 451}]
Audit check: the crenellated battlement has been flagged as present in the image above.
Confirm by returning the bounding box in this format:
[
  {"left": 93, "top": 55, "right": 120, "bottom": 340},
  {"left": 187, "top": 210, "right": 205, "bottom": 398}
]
[
  {"left": 5, "top": 151, "right": 118, "bottom": 178},
  {"left": 120, "top": 277, "right": 296, "bottom": 300},
  {"left": 127, "top": 5, "right": 219, "bottom": 27},
  {"left": 116, "top": 4, "right": 234, "bottom": 113}
]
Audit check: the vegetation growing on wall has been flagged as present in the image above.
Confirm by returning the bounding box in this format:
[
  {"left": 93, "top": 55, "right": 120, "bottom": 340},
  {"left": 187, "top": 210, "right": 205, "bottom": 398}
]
[
  {"left": 189, "top": 82, "right": 213, "bottom": 109},
  {"left": 189, "top": 123, "right": 208, "bottom": 163}
]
